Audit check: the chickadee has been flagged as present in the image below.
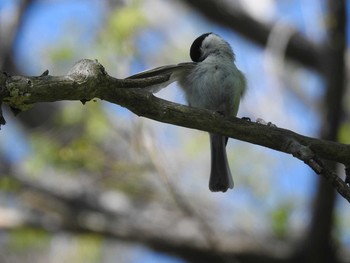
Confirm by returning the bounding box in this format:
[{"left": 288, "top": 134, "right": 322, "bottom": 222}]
[{"left": 127, "top": 32, "right": 246, "bottom": 192}]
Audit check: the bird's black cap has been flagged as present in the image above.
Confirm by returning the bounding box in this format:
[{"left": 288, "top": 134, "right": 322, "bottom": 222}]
[{"left": 190, "top": 32, "right": 212, "bottom": 62}]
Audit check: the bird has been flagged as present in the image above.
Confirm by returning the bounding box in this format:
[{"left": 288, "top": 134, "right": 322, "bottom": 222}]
[{"left": 126, "top": 32, "right": 246, "bottom": 192}]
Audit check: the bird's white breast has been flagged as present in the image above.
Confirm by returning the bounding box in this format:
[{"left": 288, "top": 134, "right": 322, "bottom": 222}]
[{"left": 178, "top": 57, "right": 244, "bottom": 117}]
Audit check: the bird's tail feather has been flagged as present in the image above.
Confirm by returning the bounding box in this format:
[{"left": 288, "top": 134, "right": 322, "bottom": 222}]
[{"left": 209, "top": 133, "right": 233, "bottom": 192}]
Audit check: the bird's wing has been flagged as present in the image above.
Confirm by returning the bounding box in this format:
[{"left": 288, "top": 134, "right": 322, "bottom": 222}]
[{"left": 125, "top": 62, "right": 196, "bottom": 93}]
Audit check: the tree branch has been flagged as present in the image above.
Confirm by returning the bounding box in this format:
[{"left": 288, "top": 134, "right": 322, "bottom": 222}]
[
  {"left": 5, "top": 172, "right": 294, "bottom": 263},
  {"left": 1, "top": 59, "right": 350, "bottom": 201},
  {"left": 181, "top": 0, "right": 323, "bottom": 72}
]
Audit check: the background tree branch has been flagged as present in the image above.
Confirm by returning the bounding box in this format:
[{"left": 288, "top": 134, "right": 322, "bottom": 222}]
[
  {"left": 181, "top": 0, "right": 323, "bottom": 72},
  {"left": 0, "top": 167, "right": 294, "bottom": 263},
  {"left": 299, "top": 1, "right": 347, "bottom": 262},
  {"left": 1, "top": 59, "right": 349, "bottom": 203}
]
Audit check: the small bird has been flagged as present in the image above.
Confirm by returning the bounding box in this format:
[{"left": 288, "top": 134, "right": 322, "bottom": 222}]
[{"left": 126, "top": 32, "right": 246, "bottom": 192}]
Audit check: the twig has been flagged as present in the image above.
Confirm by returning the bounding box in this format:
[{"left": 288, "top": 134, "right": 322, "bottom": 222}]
[{"left": 285, "top": 138, "right": 350, "bottom": 202}]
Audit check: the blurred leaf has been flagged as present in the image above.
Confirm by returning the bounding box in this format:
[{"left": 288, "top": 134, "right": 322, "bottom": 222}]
[
  {"left": 71, "top": 234, "right": 102, "bottom": 263},
  {"left": 49, "top": 46, "right": 74, "bottom": 62},
  {"left": 98, "top": 1, "right": 147, "bottom": 57},
  {"left": 8, "top": 228, "right": 51, "bottom": 252},
  {"left": 0, "top": 176, "right": 21, "bottom": 192},
  {"left": 57, "top": 102, "right": 86, "bottom": 126},
  {"left": 338, "top": 122, "right": 350, "bottom": 144},
  {"left": 108, "top": 3, "right": 146, "bottom": 40},
  {"left": 26, "top": 102, "right": 109, "bottom": 173},
  {"left": 270, "top": 202, "right": 293, "bottom": 239}
]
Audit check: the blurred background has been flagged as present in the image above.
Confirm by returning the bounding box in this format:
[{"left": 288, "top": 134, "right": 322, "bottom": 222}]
[{"left": 0, "top": 0, "right": 349, "bottom": 262}]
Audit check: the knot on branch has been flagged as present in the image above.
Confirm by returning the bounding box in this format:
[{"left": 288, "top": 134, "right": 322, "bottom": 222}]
[
  {"left": 286, "top": 139, "right": 314, "bottom": 160},
  {"left": 285, "top": 138, "right": 323, "bottom": 174},
  {"left": 68, "top": 59, "right": 107, "bottom": 84}
]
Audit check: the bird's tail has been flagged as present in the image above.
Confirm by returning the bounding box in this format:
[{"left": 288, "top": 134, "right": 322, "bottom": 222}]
[{"left": 209, "top": 133, "right": 234, "bottom": 192}]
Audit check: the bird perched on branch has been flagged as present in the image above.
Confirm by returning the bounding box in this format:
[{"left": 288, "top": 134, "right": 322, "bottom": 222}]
[{"left": 127, "top": 32, "right": 246, "bottom": 192}]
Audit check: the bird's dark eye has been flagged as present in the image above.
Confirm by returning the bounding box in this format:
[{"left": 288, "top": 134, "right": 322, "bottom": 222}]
[{"left": 190, "top": 32, "right": 211, "bottom": 62}]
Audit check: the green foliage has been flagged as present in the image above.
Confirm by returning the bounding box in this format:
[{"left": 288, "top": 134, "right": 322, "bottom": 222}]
[
  {"left": 8, "top": 228, "right": 51, "bottom": 252},
  {"left": 49, "top": 46, "right": 75, "bottom": 62},
  {"left": 25, "top": 102, "right": 109, "bottom": 174},
  {"left": 69, "top": 234, "right": 103, "bottom": 263},
  {"left": 270, "top": 202, "right": 293, "bottom": 239},
  {"left": 8, "top": 229, "right": 102, "bottom": 263},
  {"left": 0, "top": 176, "right": 21, "bottom": 192},
  {"left": 107, "top": 2, "right": 146, "bottom": 41},
  {"left": 338, "top": 121, "right": 350, "bottom": 144},
  {"left": 21, "top": 101, "right": 158, "bottom": 199},
  {"left": 98, "top": 2, "right": 147, "bottom": 55}
]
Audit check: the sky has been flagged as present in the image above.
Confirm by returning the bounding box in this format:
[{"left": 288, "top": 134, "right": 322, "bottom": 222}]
[{"left": 0, "top": 0, "right": 349, "bottom": 261}]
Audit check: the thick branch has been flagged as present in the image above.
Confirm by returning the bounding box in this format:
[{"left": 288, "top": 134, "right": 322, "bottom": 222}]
[{"left": 1, "top": 59, "right": 350, "bottom": 201}]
